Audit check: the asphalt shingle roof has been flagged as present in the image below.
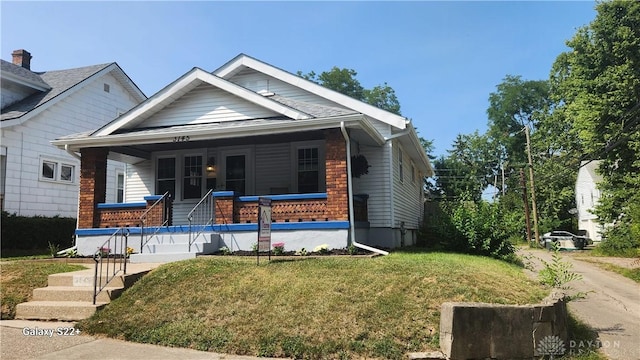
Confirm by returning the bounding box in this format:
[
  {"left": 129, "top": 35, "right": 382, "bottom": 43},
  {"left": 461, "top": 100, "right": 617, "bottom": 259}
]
[
  {"left": 269, "top": 94, "right": 357, "bottom": 118},
  {"left": 1, "top": 61, "right": 112, "bottom": 121}
]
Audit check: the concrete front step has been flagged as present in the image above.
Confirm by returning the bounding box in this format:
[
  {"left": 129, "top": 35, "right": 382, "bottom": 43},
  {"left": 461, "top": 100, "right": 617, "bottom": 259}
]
[
  {"left": 32, "top": 286, "right": 123, "bottom": 303},
  {"left": 15, "top": 301, "right": 108, "bottom": 321},
  {"left": 14, "top": 263, "right": 158, "bottom": 321},
  {"left": 129, "top": 252, "right": 196, "bottom": 264},
  {"left": 151, "top": 242, "right": 217, "bottom": 254}
]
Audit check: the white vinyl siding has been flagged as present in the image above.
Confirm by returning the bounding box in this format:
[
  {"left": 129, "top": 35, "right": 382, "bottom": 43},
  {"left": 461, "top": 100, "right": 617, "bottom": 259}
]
[
  {"left": 0, "top": 71, "right": 140, "bottom": 217},
  {"left": 351, "top": 142, "right": 392, "bottom": 228},
  {"left": 229, "top": 68, "right": 350, "bottom": 110},
  {"left": 254, "top": 143, "right": 291, "bottom": 194},
  {"left": 125, "top": 160, "right": 153, "bottom": 202},
  {"left": 392, "top": 141, "right": 422, "bottom": 230},
  {"left": 139, "top": 84, "right": 281, "bottom": 129}
]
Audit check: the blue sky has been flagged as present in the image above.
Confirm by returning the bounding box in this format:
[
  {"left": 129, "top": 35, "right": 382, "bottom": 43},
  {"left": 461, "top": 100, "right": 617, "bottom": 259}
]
[{"left": 1, "top": 1, "right": 597, "bottom": 157}]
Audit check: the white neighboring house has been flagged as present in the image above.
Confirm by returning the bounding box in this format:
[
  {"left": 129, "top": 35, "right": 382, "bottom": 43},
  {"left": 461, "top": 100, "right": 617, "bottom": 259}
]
[
  {"left": 0, "top": 49, "right": 146, "bottom": 217},
  {"left": 575, "top": 160, "right": 604, "bottom": 241},
  {"left": 53, "top": 54, "right": 434, "bottom": 258}
]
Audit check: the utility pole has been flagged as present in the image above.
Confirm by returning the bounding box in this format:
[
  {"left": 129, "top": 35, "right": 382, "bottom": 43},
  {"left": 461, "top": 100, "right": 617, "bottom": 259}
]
[
  {"left": 524, "top": 125, "right": 540, "bottom": 244},
  {"left": 520, "top": 169, "right": 532, "bottom": 245}
]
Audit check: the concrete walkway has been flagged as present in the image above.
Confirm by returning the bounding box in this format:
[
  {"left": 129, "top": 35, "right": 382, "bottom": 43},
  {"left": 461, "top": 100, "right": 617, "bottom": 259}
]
[{"left": 0, "top": 320, "right": 284, "bottom": 360}]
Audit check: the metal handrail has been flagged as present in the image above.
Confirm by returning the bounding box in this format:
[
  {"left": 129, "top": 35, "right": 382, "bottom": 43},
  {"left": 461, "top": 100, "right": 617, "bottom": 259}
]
[
  {"left": 140, "top": 191, "right": 170, "bottom": 254},
  {"left": 187, "top": 189, "right": 214, "bottom": 252},
  {"left": 93, "top": 227, "right": 128, "bottom": 305}
]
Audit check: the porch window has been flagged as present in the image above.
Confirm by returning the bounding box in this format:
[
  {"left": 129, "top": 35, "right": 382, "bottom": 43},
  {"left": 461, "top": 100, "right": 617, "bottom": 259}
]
[
  {"left": 116, "top": 171, "right": 125, "bottom": 203},
  {"left": 183, "top": 155, "right": 203, "bottom": 199},
  {"left": 156, "top": 157, "right": 176, "bottom": 197},
  {"left": 297, "top": 147, "right": 319, "bottom": 193},
  {"left": 225, "top": 155, "right": 246, "bottom": 195},
  {"left": 42, "top": 161, "right": 56, "bottom": 180},
  {"left": 60, "top": 164, "right": 74, "bottom": 182}
]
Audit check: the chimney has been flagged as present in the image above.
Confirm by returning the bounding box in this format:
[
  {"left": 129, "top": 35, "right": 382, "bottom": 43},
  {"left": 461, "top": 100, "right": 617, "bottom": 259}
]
[{"left": 12, "top": 49, "right": 32, "bottom": 70}]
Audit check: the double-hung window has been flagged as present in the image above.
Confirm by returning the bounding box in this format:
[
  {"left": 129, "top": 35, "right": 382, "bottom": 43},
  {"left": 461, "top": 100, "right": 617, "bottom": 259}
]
[
  {"left": 156, "top": 157, "right": 176, "bottom": 197},
  {"left": 183, "top": 155, "right": 203, "bottom": 199},
  {"left": 297, "top": 147, "right": 319, "bottom": 193}
]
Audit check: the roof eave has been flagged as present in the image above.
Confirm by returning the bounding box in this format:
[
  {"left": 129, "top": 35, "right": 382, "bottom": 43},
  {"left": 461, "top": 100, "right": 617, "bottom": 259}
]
[
  {"left": 1, "top": 71, "right": 51, "bottom": 91},
  {"left": 53, "top": 114, "right": 370, "bottom": 152}
]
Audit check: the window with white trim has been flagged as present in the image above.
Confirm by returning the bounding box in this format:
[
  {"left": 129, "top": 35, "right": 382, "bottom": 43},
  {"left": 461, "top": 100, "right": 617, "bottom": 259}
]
[
  {"left": 39, "top": 158, "right": 75, "bottom": 184},
  {"left": 183, "top": 155, "right": 203, "bottom": 199},
  {"left": 297, "top": 147, "right": 319, "bottom": 193},
  {"left": 116, "top": 171, "right": 125, "bottom": 203},
  {"left": 156, "top": 157, "right": 176, "bottom": 197}
]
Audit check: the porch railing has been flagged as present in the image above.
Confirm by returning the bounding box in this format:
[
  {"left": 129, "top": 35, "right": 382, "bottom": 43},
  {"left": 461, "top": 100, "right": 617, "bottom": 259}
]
[
  {"left": 187, "top": 189, "right": 214, "bottom": 252},
  {"left": 139, "top": 191, "right": 170, "bottom": 253},
  {"left": 93, "top": 227, "right": 128, "bottom": 305}
]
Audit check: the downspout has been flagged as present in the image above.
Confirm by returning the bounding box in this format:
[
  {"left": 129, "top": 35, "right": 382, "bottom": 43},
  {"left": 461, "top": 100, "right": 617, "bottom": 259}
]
[
  {"left": 340, "top": 122, "right": 389, "bottom": 256},
  {"left": 65, "top": 144, "right": 82, "bottom": 246}
]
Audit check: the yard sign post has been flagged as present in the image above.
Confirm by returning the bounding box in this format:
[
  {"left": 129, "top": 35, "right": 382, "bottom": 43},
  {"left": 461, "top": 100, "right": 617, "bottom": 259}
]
[{"left": 257, "top": 197, "right": 272, "bottom": 265}]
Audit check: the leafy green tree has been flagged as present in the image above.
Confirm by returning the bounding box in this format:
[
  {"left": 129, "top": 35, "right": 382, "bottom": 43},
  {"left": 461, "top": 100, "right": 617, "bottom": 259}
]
[
  {"left": 550, "top": 0, "right": 640, "bottom": 252},
  {"left": 298, "top": 67, "right": 401, "bottom": 115}
]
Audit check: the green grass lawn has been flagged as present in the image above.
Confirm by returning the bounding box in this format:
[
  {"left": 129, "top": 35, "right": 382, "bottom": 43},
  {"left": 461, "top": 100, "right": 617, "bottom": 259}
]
[
  {"left": 79, "top": 252, "right": 547, "bottom": 359},
  {"left": 0, "top": 261, "right": 86, "bottom": 319}
]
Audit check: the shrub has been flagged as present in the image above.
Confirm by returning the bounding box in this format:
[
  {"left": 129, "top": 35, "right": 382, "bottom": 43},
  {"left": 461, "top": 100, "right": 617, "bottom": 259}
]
[{"left": 1, "top": 212, "right": 75, "bottom": 252}]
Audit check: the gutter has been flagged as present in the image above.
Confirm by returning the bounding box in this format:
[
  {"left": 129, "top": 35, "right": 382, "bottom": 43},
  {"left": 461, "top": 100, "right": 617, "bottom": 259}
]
[
  {"left": 65, "top": 144, "right": 82, "bottom": 161},
  {"left": 340, "top": 121, "right": 389, "bottom": 256}
]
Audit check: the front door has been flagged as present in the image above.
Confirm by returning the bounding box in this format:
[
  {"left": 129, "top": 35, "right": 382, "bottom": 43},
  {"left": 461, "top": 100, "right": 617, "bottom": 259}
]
[{"left": 225, "top": 155, "right": 246, "bottom": 194}]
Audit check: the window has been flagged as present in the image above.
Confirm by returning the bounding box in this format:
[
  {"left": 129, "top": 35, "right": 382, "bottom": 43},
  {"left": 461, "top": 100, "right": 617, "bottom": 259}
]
[
  {"left": 156, "top": 157, "right": 176, "bottom": 197},
  {"left": 40, "top": 158, "right": 76, "bottom": 184},
  {"left": 398, "top": 148, "right": 404, "bottom": 183},
  {"left": 42, "top": 161, "right": 56, "bottom": 180},
  {"left": 103, "top": 83, "right": 110, "bottom": 93},
  {"left": 60, "top": 164, "right": 73, "bottom": 182},
  {"left": 183, "top": 155, "right": 203, "bottom": 199},
  {"left": 116, "top": 172, "right": 125, "bottom": 203},
  {"left": 297, "top": 147, "right": 319, "bottom": 193}
]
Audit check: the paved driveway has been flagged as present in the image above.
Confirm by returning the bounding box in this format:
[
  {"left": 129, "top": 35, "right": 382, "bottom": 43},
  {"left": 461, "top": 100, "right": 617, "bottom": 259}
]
[{"left": 521, "top": 249, "right": 640, "bottom": 360}]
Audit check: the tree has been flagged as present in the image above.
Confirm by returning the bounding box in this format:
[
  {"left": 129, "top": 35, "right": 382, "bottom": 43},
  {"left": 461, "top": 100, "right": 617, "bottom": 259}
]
[
  {"left": 487, "top": 75, "right": 551, "bottom": 167},
  {"left": 550, "top": 0, "right": 640, "bottom": 246},
  {"left": 298, "top": 67, "right": 401, "bottom": 115}
]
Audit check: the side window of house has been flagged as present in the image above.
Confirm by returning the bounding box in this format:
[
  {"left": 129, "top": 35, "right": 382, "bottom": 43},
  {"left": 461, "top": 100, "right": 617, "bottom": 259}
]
[
  {"left": 116, "top": 171, "right": 125, "bottom": 203},
  {"left": 398, "top": 148, "right": 404, "bottom": 183},
  {"left": 40, "top": 158, "right": 75, "bottom": 184},
  {"left": 411, "top": 163, "right": 416, "bottom": 183},
  {"left": 156, "top": 157, "right": 176, "bottom": 197},
  {"left": 297, "top": 147, "right": 319, "bottom": 193},
  {"left": 183, "top": 155, "right": 203, "bottom": 199}
]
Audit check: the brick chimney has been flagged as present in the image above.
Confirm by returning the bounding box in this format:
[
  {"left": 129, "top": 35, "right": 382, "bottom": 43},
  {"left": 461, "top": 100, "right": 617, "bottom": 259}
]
[{"left": 12, "top": 49, "right": 32, "bottom": 70}]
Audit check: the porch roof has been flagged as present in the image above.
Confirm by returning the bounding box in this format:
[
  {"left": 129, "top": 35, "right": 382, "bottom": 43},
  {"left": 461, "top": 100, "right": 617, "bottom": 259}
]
[{"left": 53, "top": 114, "right": 386, "bottom": 162}]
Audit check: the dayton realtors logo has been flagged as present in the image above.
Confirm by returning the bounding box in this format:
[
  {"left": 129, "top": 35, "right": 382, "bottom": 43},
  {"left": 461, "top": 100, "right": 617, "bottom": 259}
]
[{"left": 537, "top": 335, "right": 566, "bottom": 359}]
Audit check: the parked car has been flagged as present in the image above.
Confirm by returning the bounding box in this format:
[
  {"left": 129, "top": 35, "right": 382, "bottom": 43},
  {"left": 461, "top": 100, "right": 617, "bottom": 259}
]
[{"left": 541, "top": 231, "right": 592, "bottom": 250}]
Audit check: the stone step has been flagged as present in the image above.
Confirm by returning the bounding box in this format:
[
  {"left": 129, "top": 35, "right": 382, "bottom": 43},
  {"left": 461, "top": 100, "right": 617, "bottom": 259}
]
[
  {"left": 15, "top": 301, "right": 108, "bottom": 321},
  {"left": 47, "top": 271, "right": 126, "bottom": 288},
  {"left": 152, "top": 242, "right": 218, "bottom": 254},
  {"left": 129, "top": 252, "right": 196, "bottom": 264},
  {"left": 32, "top": 286, "right": 123, "bottom": 303}
]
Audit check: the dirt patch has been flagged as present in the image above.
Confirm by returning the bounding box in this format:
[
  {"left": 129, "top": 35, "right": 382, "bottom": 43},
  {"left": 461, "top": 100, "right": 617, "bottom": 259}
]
[{"left": 573, "top": 255, "right": 640, "bottom": 269}]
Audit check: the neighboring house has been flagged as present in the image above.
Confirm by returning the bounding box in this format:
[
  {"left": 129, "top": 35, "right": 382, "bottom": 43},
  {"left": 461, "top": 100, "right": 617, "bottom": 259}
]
[
  {"left": 1, "top": 49, "right": 146, "bottom": 217},
  {"left": 575, "top": 160, "right": 604, "bottom": 241},
  {"left": 53, "top": 54, "right": 433, "bottom": 260}
]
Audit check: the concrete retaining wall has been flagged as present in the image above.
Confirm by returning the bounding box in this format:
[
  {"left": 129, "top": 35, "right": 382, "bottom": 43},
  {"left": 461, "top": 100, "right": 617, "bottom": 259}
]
[{"left": 440, "top": 291, "right": 568, "bottom": 359}]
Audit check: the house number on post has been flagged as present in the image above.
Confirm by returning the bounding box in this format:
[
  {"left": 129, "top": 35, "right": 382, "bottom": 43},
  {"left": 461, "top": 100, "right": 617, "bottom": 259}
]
[{"left": 173, "top": 136, "right": 190, "bottom": 142}]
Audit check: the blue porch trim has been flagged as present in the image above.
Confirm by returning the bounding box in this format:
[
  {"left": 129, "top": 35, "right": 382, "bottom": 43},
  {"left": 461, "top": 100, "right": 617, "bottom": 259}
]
[
  {"left": 237, "top": 193, "right": 327, "bottom": 202},
  {"left": 97, "top": 202, "right": 146, "bottom": 209},
  {"left": 144, "top": 195, "right": 163, "bottom": 201},
  {"left": 76, "top": 221, "right": 349, "bottom": 236}
]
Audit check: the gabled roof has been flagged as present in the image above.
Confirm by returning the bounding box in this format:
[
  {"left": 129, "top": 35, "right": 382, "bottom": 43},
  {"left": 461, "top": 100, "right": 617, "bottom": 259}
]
[
  {"left": 1, "top": 60, "right": 50, "bottom": 91},
  {"left": 214, "top": 54, "right": 408, "bottom": 130},
  {"left": 92, "top": 67, "right": 315, "bottom": 136},
  {"left": 1, "top": 62, "right": 146, "bottom": 126}
]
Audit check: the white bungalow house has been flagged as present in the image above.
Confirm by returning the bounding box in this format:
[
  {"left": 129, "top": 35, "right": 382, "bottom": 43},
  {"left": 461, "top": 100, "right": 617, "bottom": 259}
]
[
  {"left": 53, "top": 54, "right": 433, "bottom": 262},
  {"left": 575, "top": 160, "right": 605, "bottom": 242},
  {"left": 1, "top": 49, "right": 146, "bottom": 217}
]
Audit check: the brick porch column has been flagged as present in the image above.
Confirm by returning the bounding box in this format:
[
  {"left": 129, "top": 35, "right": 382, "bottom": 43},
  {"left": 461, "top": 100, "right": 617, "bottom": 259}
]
[
  {"left": 324, "top": 129, "right": 349, "bottom": 221},
  {"left": 79, "top": 147, "right": 108, "bottom": 228}
]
